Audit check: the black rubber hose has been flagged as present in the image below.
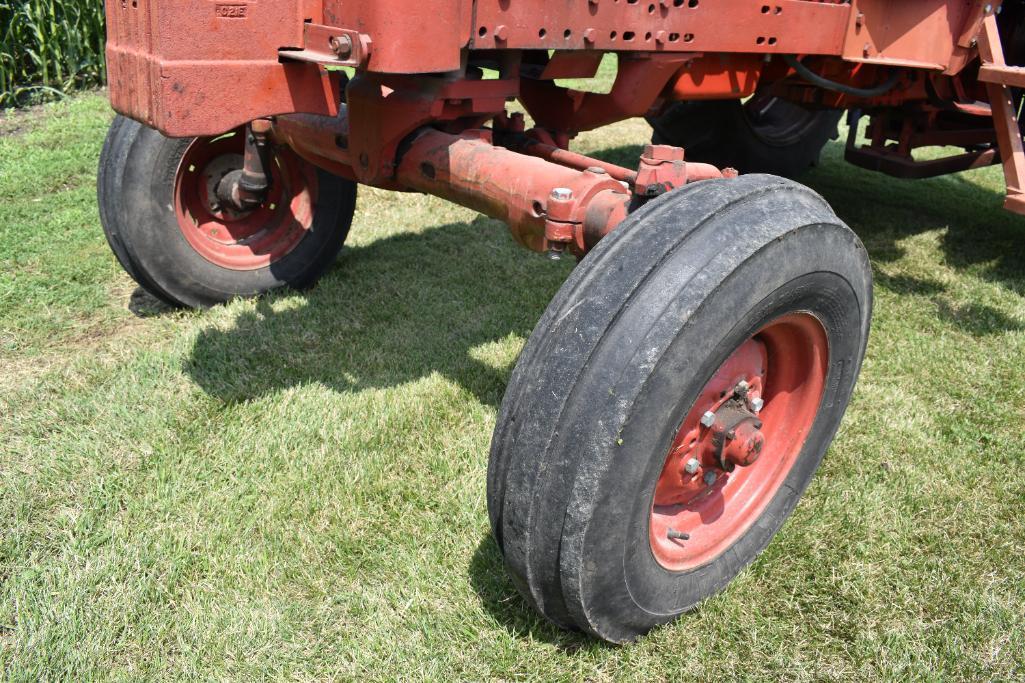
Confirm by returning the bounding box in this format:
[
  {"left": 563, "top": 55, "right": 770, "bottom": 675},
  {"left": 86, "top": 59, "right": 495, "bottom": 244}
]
[{"left": 783, "top": 54, "right": 900, "bottom": 98}]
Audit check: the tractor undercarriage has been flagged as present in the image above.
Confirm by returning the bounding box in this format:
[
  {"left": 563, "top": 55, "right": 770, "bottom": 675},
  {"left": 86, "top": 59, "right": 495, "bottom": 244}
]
[{"left": 97, "top": 0, "right": 1025, "bottom": 642}]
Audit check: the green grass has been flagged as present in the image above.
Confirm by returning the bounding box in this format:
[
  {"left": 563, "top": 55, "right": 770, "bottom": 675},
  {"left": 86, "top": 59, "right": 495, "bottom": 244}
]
[{"left": 2, "top": 92, "right": 1025, "bottom": 681}]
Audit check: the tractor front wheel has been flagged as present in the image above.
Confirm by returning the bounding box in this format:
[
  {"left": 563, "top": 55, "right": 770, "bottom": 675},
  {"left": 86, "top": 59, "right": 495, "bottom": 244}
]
[
  {"left": 97, "top": 115, "right": 357, "bottom": 308},
  {"left": 488, "top": 174, "right": 871, "bottom": 642}
]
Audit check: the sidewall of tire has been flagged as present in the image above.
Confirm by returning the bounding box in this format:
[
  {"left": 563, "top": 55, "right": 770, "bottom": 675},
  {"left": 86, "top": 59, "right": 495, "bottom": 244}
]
[{"left": 98, "top": 117, "right": 178, "bottom": 305}]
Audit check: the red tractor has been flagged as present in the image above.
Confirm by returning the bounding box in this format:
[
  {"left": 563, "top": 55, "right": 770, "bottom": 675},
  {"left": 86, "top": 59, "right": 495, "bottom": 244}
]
[{"left": 99, "top": 0, "right": 1025, "bottom": 642}]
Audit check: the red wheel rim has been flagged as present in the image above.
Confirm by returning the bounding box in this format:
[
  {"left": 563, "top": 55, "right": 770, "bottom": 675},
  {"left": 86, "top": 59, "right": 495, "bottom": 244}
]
[
  {"left": 649, "top": 313, "right": 829, "bottom": 571},
  {"left": 173, "top": 129, "right": 318, "bottom": 270}
]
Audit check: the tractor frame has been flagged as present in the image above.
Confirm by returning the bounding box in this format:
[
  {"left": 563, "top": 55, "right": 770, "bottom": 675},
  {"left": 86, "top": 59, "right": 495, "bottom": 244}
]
[{"left": 105, "top": 0, "right": 1025, "bottom": 257}]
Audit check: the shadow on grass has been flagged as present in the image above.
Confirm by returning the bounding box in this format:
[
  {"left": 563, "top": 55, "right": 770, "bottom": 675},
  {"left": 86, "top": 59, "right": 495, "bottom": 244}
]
[
  {"left": 128, "top": 286, "right": 176, "bottom": 318},
  {"left": 806, "top": 144, "right": 1025, "bottom": 335},
  {"left": 596, "top": 141, "right": 1025, "bottom": 335},
  {"left": 468, "top": 532, "right": 611, "bottom": 651},
  {"left": 180, "top": 140, "right": 1025, "bottom": 644},
  {"left": 184, "top": 216, "right": 571, "bottom": 407},
  {"left": 808, "top": 144, "right": 1025, "bottom": 294},
  {"left": 185, "top": 143, "right": 1025, "bottom": 410}
]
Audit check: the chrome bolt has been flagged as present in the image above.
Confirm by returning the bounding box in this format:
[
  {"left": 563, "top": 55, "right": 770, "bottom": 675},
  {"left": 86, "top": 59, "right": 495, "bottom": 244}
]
[
  {"left": 703, "top": 471, "right": 717, "bottom": 487},
  {"left": 750, "top": 397, "right": 764, "bottom": 413},
  {"left": 684, "top": 457, "right": 700, "bottom": 474},
  {"left": 700, "top": 411, "right": 716, "bottom": 428},
  {"left": 550, "top": 187, "right": 573, "bottom": 201}
]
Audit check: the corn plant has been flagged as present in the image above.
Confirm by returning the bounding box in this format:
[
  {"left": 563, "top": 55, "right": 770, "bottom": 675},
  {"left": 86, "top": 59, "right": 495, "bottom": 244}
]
[{"left": 0, "top": 0, "right": 106, "bottom": 107}]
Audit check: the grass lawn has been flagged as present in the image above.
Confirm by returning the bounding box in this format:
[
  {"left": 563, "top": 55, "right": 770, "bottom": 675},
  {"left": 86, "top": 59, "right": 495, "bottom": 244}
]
[{"left": 2, "top": 89, "right": 1025, "bottom": 681}]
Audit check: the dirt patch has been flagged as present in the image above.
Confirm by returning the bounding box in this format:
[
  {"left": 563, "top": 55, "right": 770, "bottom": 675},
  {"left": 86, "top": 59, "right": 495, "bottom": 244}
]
[
  {"left": 0, "top": 101, "right": 52, "bottom": 138},
  {"left": 0, "top": 88, "right": 108, "bottom": 138}
]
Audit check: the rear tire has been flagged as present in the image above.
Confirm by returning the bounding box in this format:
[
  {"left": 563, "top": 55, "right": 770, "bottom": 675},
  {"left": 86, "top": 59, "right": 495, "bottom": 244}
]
[
  {"left": 647, "top": 97, "right": 842, "bottom": 177},
  {"left": 488, "top": 174, "right": 871, "bottom": 643},
  {"left": 97, "top": 115, "right": 357, "bottom": 309}
]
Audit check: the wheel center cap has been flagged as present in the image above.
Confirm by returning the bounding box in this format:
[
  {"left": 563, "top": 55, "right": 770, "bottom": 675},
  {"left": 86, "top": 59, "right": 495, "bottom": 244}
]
[{"left": 710, "top": 398, "right": 765, "bottom": 470}]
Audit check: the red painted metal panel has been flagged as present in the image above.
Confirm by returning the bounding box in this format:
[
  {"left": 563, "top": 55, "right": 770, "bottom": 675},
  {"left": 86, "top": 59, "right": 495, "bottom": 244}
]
[
  {"left": 470, "top": 0, "right": 851, "bottom": 55},
  {"left": 105, "top": 0, "right": 341, "bottom": 137},
  {"left": 323, "top": 0, "right": 472, "bottom": 73},
  {"left": 840, "top": 0, "right": 983, "bottom": 70}
]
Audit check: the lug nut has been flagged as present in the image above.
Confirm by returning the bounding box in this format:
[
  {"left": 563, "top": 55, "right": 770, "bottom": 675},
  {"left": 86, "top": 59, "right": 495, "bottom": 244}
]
[
  {"left": 750, "top": 397, "right": 764, "bottom": 413},
  {"left": 700, "top": 411, "right": 716, "bottom": 428},
  {"left": 703, "top": 471, "right": 717, "bottom": 487},
  {"left": 684, "top": 457, "right": 700, "bottom": 474},
  {"left": 550, "top": 187, "right": 573, "bottom": 201}
]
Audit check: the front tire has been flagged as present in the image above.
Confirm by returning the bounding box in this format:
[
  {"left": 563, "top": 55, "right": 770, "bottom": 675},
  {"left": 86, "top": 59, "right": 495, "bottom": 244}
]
[
  {"left": 97, "top": 115, "right": 357, "bottom": 309},
  {"left": 488, "top": 175, "right": 871, "bottom": 642}
]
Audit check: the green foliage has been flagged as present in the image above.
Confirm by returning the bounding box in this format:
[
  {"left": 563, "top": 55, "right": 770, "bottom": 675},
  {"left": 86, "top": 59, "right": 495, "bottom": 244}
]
[{"left": 0, "top": 0, "right": 105, "bottom": 107}]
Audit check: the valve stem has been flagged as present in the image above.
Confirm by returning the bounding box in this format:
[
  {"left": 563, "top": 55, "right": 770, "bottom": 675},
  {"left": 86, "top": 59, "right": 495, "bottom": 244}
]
[{"left": 667, "top": 528, "right": 690, "bottom": 541}]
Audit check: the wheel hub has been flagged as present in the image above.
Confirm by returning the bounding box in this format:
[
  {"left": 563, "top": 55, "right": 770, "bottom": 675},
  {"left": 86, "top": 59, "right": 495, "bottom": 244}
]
[
  {"left": 174, "top": 128, "right": 318, "bottom": 271},
  {"left": 708, "top": 391, "right": 764, "bottom": 471},
  {"left": 649, "top": 313, "right": 829, "bottom": 571}
]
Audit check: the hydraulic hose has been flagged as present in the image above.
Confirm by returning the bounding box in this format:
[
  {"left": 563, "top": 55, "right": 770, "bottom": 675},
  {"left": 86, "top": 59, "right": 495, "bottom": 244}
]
[{"left": 783, "top": 54, "right": 900, "bottom": 99}]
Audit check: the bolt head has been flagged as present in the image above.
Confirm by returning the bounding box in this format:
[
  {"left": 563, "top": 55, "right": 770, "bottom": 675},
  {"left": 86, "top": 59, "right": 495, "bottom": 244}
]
[
  {"left": 703, "top": 471, "right": 717, "bottom": 487},
  {"left": 735, "top": 380, "right": 750, "bottom": 395},
  {"left": 494, "top": 24, "right": 509, "bottom": 41},
  {"left": 550, "top": 187, "right": 573, "bottom": 201},
  {"left": 700, "top": 411, "right": 716, "bottom": 428},
  {"left": 329, "top": 34, "right": 353, "bottom": 59},
  {"left": 984, "top": 3, "right": 992, "bottom": 13},
  {"left": 684, "top": 457, "right": 700, "bottom": 474},
  {"left": 750, "top": 396, "right": 764, "bottom": 413}
]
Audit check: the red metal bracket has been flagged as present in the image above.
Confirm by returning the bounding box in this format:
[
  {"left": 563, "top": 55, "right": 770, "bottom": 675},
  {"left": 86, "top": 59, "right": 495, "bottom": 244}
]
[
  {"left": 521, "top": 53, "right": 695, "bottom": 135},
  {"left": 977, "top": 13, "right": 1025, "bottom": 214},
  {"left": 345, "top": 74, "right": 518, "bottom": 184},
  {"left": 279, "top": 23, "right": 373, "bottom": 68}
]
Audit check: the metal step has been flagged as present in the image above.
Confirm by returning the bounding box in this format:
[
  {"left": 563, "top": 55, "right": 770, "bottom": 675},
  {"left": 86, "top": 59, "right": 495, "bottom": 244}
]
[{"left": 979, "top": 63, "right": 1025, "bottom": 88}]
